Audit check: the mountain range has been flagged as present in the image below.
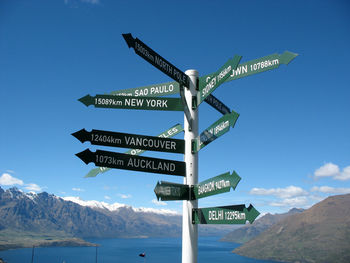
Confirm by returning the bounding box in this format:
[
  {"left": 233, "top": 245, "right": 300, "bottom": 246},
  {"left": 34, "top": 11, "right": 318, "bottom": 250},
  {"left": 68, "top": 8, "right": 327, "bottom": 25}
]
[
  {"left": 0, "top": 186, "right": 237, "bottom": 250},
  {"left": 233, "top": 193, "right": 350, "bottom": 263},
  {"left": 220, "top": 207, "right": 304, "bottom": 243}
]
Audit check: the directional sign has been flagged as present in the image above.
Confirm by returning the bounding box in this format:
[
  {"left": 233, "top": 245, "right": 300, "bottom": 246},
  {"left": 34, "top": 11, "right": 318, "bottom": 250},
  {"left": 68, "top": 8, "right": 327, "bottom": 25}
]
[
  {"left": 122, "top": 33, "right": 190, "bottom": 87},
  {"left": 79, "top": 94, "right": 183, "bottom": 111},
  {"left": 201, "top": 51, "right": 298, "bottom": 84},
  {"left": 192, "top": 204, "right": 260, "bottom": 225},
  {"left": 194, "top": 171, "right": 241, "bottom": 199},
  {"left": 110, "top": 81, "right": 179, "bottom": 97},
  {"left": 84, "top": 124, "right": 184, "bottom": 178},
  {"left": 110, "top": 83, "right": 226, "bottom": 116},
  {"left": 76, "top": 149, "right": 186, "bottom": 176},
  {"left": 192, "top": 110, "right": 239, "bottom": 153},
  {"left": 154, "top": 181, "right": 190, "bottom": 201},
  {"left": 204, "top": 94, "right": 230, "bottom": 115},
  {"left": 198, "top": 55, "right": 242, "bottom": 105},
  {"left": 72, "top": 129, "right": 185, "bottom": 154},
  {"left": 116, "top": 51, "right": 297, "bottom": 99}
]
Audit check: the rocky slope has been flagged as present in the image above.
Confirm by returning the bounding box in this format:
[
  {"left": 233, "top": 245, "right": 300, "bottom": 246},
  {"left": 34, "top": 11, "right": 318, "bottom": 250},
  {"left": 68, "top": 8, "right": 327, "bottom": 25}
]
[
  {"left": 233, "top": 194, "right": 350, "bottom": 263},
  {"left": 221, "top": 208, "right": 304, "bottom": 243}
]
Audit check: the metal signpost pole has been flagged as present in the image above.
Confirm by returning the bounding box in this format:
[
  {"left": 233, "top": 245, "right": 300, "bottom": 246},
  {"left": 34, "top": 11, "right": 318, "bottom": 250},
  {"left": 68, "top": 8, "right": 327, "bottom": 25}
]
[{"left": 182, "top": 69, "right": 199, "bottom": 263}]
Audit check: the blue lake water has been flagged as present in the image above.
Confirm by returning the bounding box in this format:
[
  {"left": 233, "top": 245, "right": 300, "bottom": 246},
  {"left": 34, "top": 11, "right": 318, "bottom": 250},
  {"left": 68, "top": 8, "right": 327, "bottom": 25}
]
[{"left": 0, "top": 236, "right": 282, "bottom": 263}]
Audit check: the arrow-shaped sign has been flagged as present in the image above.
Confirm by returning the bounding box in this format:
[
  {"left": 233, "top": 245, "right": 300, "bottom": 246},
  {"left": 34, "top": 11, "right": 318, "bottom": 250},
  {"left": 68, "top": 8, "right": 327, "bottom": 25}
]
[
  {"left": 72, "top": 129, "right": 185, "bottom": 154},
  {"left": 192, "top": 204, "right": 259, "bottom": 225},
  {"left": 197, "top": 55, "right": 242, "bottom": 106},
  {"left": 201, "top": 51, "right": 298, "bottom": 84},
  {"left": 194, "top": 171, "right": 241, "bottom": 199},
  {"left": 111, "top": 51, "right": 297, "bottom": 100},
  {"left": 192, "top": 110, "right": 239, "bottom": 153},
  {"left": 122, "top": 33, "right": 190, "bottom": 87},
  {"left": 109, "top": 83, "right": 226, "bottom": 115},
  {"left": 154, "top": 181, "right": 190, "bottom": 201},
  {"left": 204, "top": 94, "right": 231, "bottom": 115},
  {"left": 76, "top": 149, "right": 186, "bottom": 177},
  {"left": 110, "top": 81, "right": 179, "bottom": 97},
  {"left": 79, "top": 94, "right": 183, "bottom": 111},
  {"left": 83, "top": 124, "right": 184, "bottom": 178}
]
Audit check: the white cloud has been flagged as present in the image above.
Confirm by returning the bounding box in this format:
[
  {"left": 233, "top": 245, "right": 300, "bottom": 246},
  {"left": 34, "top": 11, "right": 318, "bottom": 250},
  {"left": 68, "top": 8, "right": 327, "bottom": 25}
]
[
  {"left": 314, "top": 163, "right": 339, "bottom": 178},
  {"left": 314, "top": 163, "right": 350, "bottom": 181},
  {"left": 249, "top": 185, "right": 307, "bottom": 198},
  {"left": 0, "top": 173, "right": 24, "bottom": 186},
  {"left": 72, "top": 187, "right": 85, "bottom": 192},
  {"left": 104, "top": 195, "right": 111, "bottom": 200},
  {"left": 334, "top": 166, "right": 350, "bottom": 181},
  {"left": 311, "top": 186, "right": 350, "bottom": 194},
  {"left": 118, "top": 194, "right": 131, "bottom": 199},
  {"left": 269, "top": 196, "right": 308, "bottom": 207},
  {"left": 152, "top": 199, "right": 167, "bottom": 206},
  {"left": 25, "top": 183, "right": 42, "bottom": 192}
]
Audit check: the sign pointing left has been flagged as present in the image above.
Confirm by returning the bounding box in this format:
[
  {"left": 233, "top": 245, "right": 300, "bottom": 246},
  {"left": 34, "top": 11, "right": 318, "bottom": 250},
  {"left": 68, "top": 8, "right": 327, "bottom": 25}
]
[
  {"left": 72, "top": 128, "right": 185, "bottom": 154},
  {"left": 79, "top": 94, "right": 183, "bottom": 111},
  {"left": 122, "top": 33, "right": 190, "bottom": 87},
  {"left": 76, "top": 149, "right": 186, "bottom": 176}
]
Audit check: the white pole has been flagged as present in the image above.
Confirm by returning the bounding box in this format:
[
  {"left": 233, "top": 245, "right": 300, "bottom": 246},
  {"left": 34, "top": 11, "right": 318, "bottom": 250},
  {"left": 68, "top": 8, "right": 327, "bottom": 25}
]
[{"left": 182, "top": 69, "right": 199, "bottom": 263}]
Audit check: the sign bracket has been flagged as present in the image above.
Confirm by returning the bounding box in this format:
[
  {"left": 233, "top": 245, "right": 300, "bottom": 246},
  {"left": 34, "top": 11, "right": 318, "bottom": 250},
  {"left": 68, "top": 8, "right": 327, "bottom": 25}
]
[{"left": 180, "top": 84, "right": 193, "bottom": 131}]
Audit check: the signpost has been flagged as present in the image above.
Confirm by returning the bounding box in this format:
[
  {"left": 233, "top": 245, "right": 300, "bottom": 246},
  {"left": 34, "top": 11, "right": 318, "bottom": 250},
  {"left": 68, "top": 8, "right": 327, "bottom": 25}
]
[
  {"left": 122, "top": 33, "right": 190, "bottom": 87},
  {"left": 72, "top": 128, "right": 185, "bottom": 154},
  {"left": 194, "top": 171, "right": 241, "bottom": 199},
  {"left": 192, "top": 110, "right": 239, "bottom": 153},
  {"left": 83, "top": 124, "right": 184, "bottom": 178},
  {"left": 154, "top": 181, "right": 190, "bottom": 201},
  {"left": 192, "top": 204, "right": 260, "bottom": 225},
  {"left": 76, "top": 149, "right": 186, "bottom": 176},
  {"left": 74, "top": 33, "right": 297, "bottom": 263},
  {"left": 197, "top": 56, "right": 241, "bottom": 106},
  {"left": 79, "top": 94, "right": 183, "bottom": 111}
]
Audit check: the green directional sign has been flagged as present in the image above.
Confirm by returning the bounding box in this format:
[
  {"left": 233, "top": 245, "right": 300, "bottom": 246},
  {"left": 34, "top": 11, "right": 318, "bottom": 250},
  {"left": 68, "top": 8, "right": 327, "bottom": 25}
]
[
  {"left": 72, "top": 129, "right": 185, "bottom": 154},
  {"left": 123, "top": 33, "right": 190, "bottom": 87},
  {"left": 79, "top": 94, "right": 183, "bottom": 111},
  {"left": 198, "top": 55, "right": 242, "bottom": 106},
  {"left": 192, "top": 204, "right": 259, "bottom": 225},
  {"left": 154, "top": 181, "right": 190, "bottom": 201},
  {"left": 76, "top": 149, "right": 186, "bottom": 176},
  {"left": 204, "top": 94, "right": 230, "bottom": 115},
  {"left": 201, "top": 51, "right": 298, "bottom": 84},
  {"left": 84, "top": 124, "right": 184, "bottom": 178},
  {"left": 110, "top": 81, "right": 179, "bottom": 97},
  {"left": 117, "top": 51, "right": 297, "bottom": 99},
  {"left": 194, "top": 171, "right": 241, "bottom": 199},
  {"left": 192, "top": 110, "right": 239, "bottom": 153}
]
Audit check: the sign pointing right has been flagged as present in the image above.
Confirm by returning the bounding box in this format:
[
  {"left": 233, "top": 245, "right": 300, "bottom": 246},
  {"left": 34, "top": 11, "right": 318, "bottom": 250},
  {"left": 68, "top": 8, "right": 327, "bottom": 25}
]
[
  {"left": 192, "top": 204, "right": 260, "bottom": 225},
  {"left": 197, "top": 55, "right": 242, "bottom": 106},
  {"left": 194, "top": 171, "right": 241, "bottom": 199},
  {"left": 192, "top": 110, "right": 239, "bottom": 153}
]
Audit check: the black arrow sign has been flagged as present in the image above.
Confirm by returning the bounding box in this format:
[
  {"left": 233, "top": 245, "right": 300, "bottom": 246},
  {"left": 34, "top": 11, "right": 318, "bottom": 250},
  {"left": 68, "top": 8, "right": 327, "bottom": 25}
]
[
  {"left": 204, "top": 94, "right": 231, "bottom": 115},
  {"left": 72, "top": 129, "right": 185, "bottom": 154},
  {"left": 122, "top": 33, "right": 190, "bottom": 87},
  {"left": 154, "top": 181, "right": 190, "bottom": 201},
  {"left": 76, "top": 149, "right": 186, "bottom": 176}
]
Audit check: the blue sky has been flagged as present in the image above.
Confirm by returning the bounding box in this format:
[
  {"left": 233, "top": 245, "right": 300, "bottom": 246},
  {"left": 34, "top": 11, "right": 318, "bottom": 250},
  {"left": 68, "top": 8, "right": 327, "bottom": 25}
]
[{"left": 1, "top": 0, "right": 349, "bottom": 215}]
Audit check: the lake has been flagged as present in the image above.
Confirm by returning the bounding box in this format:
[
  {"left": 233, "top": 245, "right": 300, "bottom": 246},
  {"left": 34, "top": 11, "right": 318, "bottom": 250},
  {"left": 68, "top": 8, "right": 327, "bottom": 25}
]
[{"left": 0, "top": 236, "right": 282, "bottom": 263}]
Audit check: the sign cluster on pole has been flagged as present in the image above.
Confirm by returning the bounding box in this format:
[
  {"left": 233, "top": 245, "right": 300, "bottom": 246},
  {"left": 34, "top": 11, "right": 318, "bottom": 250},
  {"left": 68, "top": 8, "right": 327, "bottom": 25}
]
[{"left": 73, "top": 32, "right": 297, "bottom": 263}]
